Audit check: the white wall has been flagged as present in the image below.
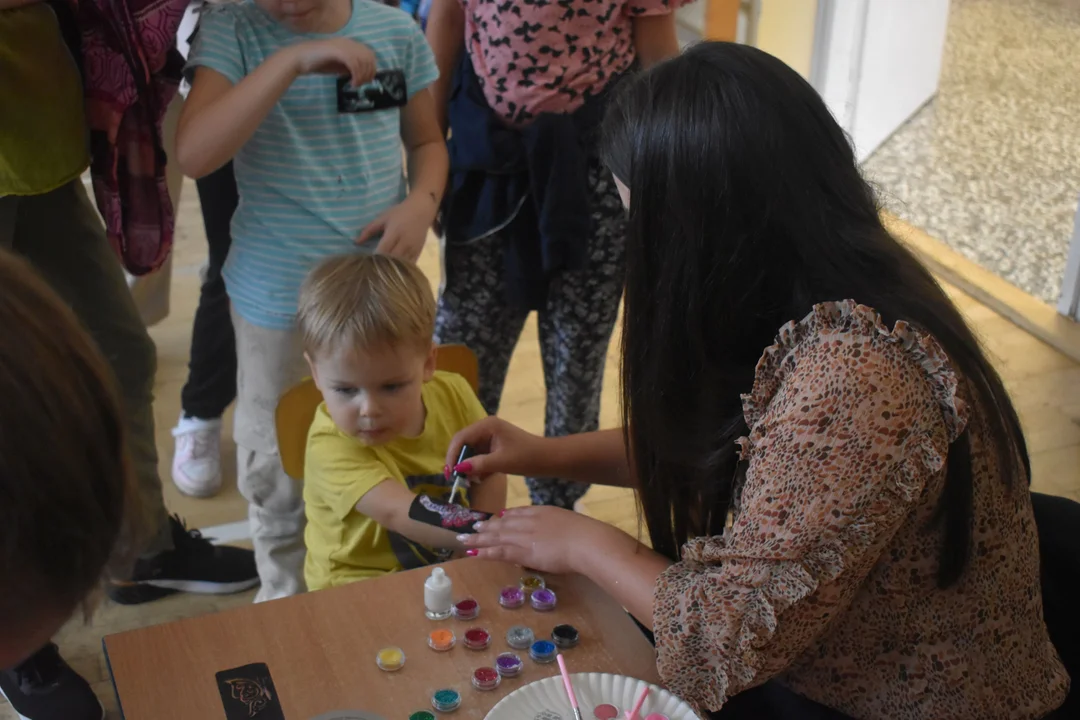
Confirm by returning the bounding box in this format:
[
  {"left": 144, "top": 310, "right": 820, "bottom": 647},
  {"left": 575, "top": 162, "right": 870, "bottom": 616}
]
[{"left": 813, "top": 0, "right": 950, "bottom": 161}]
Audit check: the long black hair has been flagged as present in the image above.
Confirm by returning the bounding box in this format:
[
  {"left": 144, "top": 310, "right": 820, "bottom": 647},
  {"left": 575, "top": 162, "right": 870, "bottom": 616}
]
[{"left": 600, "top": 42, "right": 1028, "bottom": 588}]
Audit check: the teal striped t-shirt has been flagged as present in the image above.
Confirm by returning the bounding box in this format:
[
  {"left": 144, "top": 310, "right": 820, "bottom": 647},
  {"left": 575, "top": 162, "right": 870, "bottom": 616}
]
[{"left": 186, "top": 0, "right": 438, "bottom": 329}]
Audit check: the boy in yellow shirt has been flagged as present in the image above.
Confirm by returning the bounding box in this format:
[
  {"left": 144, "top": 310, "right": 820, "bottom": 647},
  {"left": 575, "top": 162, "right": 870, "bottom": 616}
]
[{"left": 297, "top": 254, "right": 507, "bottom": 590}]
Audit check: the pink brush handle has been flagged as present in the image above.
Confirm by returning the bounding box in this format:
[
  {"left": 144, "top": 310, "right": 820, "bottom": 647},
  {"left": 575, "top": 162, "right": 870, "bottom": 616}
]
[
  {"left": 556, "top": 654, "right": 579, "bottom": 708},
  {"left": 626, "top": 686, "right": 650, "bottom": 720}
]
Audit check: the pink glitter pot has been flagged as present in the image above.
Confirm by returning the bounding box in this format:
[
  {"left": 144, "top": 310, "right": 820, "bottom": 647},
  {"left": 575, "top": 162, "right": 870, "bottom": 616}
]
[
  {"left": 453, "top": 597, "right": 480, "bottom": 621},
  {"left": 499, "top": 585, "right": 526, "bottom": 609}
]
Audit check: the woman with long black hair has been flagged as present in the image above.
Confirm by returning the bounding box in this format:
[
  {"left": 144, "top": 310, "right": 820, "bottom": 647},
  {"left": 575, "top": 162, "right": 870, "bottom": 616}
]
[{"left": 445, "top": 42, "right": 1069, "bottom": 719}]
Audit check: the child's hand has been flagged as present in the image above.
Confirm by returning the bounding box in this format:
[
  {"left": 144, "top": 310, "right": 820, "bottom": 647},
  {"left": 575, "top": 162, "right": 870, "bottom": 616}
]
[
  {"left": 459, "top": 506, "right": 632, "bottom": 576},
  {"left": 290, "top": 38, "right": 376, "bottom": 87},
  {"left": 357, "top": 194, "right": 436, "bottom": 262}
]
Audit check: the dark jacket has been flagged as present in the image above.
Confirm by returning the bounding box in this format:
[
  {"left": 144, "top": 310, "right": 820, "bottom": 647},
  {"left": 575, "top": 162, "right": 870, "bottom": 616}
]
[{"left": 441, "top": 52, "right": 623, "bottom": 310}]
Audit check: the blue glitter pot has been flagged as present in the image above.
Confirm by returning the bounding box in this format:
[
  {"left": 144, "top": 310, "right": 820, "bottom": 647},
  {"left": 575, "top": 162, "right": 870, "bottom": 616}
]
[{"left": 529, "top": 639, "right": 557, "bottom": 664}]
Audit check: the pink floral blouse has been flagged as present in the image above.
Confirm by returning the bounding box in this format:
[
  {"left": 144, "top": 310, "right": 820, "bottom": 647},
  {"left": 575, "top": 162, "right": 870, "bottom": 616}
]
[{"left": 654, "top": 301, "right": 1069, "bottom": 719}]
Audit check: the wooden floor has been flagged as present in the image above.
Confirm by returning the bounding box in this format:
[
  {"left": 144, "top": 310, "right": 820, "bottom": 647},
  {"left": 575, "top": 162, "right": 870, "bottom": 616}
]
[{"left": 3, "top": 180, "right": 1079, "bottom": 718}]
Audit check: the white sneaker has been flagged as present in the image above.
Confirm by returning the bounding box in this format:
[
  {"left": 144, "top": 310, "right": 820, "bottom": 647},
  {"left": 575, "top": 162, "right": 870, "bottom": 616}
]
[{"left": 171, "top": 415, "right": 223, "bottom": 498}]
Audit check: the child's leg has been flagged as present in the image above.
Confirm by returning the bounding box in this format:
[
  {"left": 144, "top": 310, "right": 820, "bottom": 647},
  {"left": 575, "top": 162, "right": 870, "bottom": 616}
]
[
  {"left": 181, "top": 161, "right": 238, "bottom": 421},
  {"left": 231, "top": 308, "right": 308, "bottom": 602},
  {"left": 434, "top": 233, "right": 530, "bottom": 414},
  {"left": 530, "top": 159, "right": 627, "bottom": 508}
]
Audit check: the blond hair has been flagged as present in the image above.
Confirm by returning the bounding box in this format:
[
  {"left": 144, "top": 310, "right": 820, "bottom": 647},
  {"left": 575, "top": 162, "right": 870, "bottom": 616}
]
[{"left": 298, "top": 253, "right": 436, "bottom": 356}]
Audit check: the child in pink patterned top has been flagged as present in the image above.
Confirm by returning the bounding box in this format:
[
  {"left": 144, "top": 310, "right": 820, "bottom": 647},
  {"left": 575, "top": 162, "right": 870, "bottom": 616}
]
[
  {"left": 450, "top": 0, "right": 683, "bottom": 124},
  {"left": 425, "top": 0, "right": 688, "bottom": 510}
]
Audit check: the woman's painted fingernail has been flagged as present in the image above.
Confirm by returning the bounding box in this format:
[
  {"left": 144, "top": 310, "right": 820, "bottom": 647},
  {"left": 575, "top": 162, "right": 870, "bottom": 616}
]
[
  {"left": 456, "top": 534, "right": 469, "bottom": 543},
  {"left": 466, "top": 549, "right": 479, "bottom": 557},
  {"left": 473, "top": 521, "right": 485, "bottom": 531},
  {"left": 443, "top": 465, "right": 451, "bottom": 479},
  {"left": 454, "top": 461, "right": 473, "bottom": 474},
  {"left": 498, "top": 509, "right": 506, "bottom": 518}
]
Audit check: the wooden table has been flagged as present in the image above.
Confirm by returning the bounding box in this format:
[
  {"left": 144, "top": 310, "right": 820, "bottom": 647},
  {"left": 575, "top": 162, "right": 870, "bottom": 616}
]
[{"left": 104, "top": 559, "right": 662, "bottom": 719}]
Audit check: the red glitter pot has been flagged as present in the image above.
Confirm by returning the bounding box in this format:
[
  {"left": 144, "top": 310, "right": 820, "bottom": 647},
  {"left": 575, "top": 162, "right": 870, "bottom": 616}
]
[
  {"left": 453, "top": 597, "right": 480, "bottom": 621},
  {"left": 472, "top": 666, "right": 501, "bottom": 691},
  {"left": 463, "top": 627, "right": 492, "bottom": 650}
]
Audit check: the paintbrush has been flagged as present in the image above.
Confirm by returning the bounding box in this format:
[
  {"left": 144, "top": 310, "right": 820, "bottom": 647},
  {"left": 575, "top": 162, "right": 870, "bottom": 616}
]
[
  {"left": 447, "top": 444, "right": 473, "bottom": 505},
  {"left": 625, "top": 685, "right": 650, "bottom": 720},
  {"left": 556, "top": 654, "right": 584, "bottom": 720}
]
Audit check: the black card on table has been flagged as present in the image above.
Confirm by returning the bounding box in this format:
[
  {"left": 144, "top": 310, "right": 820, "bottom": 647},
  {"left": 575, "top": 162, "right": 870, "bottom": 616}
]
[{"left": 215, "top": 662, "right": 285, "bottom": 720}]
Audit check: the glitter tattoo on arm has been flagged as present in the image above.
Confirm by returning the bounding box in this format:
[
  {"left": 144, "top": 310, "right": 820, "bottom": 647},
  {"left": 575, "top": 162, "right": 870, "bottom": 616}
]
[{"left": 409, "top": 494, "right": 492, "bottom": 532}]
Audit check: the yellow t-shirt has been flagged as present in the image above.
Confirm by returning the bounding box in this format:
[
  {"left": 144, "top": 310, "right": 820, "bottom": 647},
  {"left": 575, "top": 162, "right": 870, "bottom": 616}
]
[
  {"left": 303, "top": 371, "right": 488, "bottom": 590},
  {"left": 0, "top": 4, "right": 89, "bottom": 196}
]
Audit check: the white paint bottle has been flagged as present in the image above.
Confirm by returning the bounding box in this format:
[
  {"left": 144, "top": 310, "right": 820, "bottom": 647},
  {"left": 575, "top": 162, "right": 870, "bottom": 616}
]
[{"left": 424, "top": 567, "right": 453, "bottom": 620}]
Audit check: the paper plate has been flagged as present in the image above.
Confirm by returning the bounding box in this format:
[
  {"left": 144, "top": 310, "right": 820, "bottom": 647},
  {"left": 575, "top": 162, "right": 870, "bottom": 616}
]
[{"left": 485, "top": 672, "right": 701, "bottom": 720}]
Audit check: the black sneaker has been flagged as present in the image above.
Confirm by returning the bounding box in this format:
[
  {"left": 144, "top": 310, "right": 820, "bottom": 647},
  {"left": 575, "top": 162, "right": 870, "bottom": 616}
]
[
  {"left": 0, "top": 644, "right": 103, "bottom": 720},
  {"left": 107, "top": 515, "right": 259, "bottom": 605}
]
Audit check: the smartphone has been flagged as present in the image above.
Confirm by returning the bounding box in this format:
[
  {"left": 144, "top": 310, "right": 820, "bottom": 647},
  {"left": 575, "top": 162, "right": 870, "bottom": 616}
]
[{"left": 337, "top": 69, "right": 408, "bottom": 113}]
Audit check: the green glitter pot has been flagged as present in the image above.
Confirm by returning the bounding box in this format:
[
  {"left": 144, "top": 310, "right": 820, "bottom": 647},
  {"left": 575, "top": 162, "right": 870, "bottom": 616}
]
[
  {"left": 431, "top": 688, "right": 462, "bottom": 713},
  {"left": 409, "top": 713, "right": 436, "bottom": 720}
]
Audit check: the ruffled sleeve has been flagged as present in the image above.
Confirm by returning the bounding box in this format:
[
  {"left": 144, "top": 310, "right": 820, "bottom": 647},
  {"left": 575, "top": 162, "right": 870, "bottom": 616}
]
[{"left": 652, "top": 301, "right": 969, "bottom": 713}]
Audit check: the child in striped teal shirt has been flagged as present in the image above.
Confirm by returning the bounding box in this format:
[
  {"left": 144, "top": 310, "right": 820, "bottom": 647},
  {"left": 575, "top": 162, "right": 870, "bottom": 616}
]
[{"left": 178, "top": 0, "right": 447, "bottom": 601}]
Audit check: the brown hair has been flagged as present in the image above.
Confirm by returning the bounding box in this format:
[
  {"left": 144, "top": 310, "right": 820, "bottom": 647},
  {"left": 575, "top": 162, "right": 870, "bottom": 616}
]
[
  {"left": 0, "top": 249, "right": 144, "bottom": 624},
  {"left": 297, "top": 253, "right": 436, "bottom": 357}
]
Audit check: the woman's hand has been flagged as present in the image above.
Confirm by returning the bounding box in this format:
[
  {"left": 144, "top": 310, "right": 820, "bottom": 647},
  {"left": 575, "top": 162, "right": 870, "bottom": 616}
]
[
  {"left": 445, "top": 417, "right": 550, "bottom": 480},
  {"left": 290, "top": 38, "right": 376, "bottom": 87},
  {"left": 459, "top": 506, "right": 637, "bottom": 575}
]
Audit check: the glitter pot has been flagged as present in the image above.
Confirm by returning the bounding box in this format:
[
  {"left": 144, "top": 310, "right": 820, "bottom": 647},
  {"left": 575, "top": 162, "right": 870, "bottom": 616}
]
[
  {"left": 551, "top": 624, "right": 580, "bottom": 648},
  {"left": 410, "top": 713, "right": 436, "bottom": 720},
  {"left": 428, "top": 628, "right": 456, "bottom": 652},
  {"left": 453, "top": 597, "right": 480, "bottom": 621},
  {"left": 499, "top": 585, "right": 526, "bottom": 609},
  {"left": 463, "top": 627, "right": 491, "bottom": 650},
  {"left": 506, "top": 625, "right": 535, "bottom": 650},
  {"left": 593, "top": 705, "right": 620, "bottom": 720},
  {"left": 431, "top": 688, "right": 461, "bottom": 713},
  {"left": 530, "top": 588, "right": 557, "bottom": 612},
  {"left": 375, "top": 646, "right": 405, "bottom": 672},
  {"left": 519, "top": 574, "right": 545, "bottom": 592},
  {"left": 472, "top": 666, "right": 501, "bottom": 691},
  {"left": 529, "top": 639, "right": 557, "bottom": 664},
  {"left": 495, "top": 652, "right": 523, "bottom": 678}
]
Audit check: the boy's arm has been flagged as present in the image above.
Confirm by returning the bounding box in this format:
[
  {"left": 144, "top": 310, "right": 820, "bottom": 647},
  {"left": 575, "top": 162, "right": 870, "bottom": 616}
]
[
  {"left": 356, "top": 479, "right": 465, "bottom": 551},
  {"left": 357, "top": 88, "right": 447, "bottom": 260},
  {"left": 401, "top": 89, "right": 449, "bottom": 211},
  {"left": 425, "top": 0, "right": 465, "bottom": 134},
  {"left": 470, "top": 472, "right": 507, "bottom": 515},
  {"left": 177, "top": 58, "right": 301, "bottom": 178},
  {"left": 177, "top": 38, "right": 377, "bottom": 178},
  {"left": 633, "top": 13, "right": 681, "bottom": 69}
]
